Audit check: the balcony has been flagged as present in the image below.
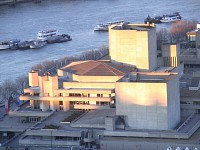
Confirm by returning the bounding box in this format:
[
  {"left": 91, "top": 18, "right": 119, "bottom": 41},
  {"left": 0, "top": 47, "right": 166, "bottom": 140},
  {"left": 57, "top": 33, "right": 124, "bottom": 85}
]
[
  {"left": 20, "top": 95, "right": 112, "bottom": 102},
  {"left": 20, "top": 129, "right": 84, "bottom": 146},
  {"left": 19, "top": 136, "right": 82, "bottom": 147},
  {"left": 24, "top": 87, "right": 40, "bottom": 94},
  {"left": 25, "top": 129, "right": 83, "bottom": 137},
  {"left": 9, "top": 110, "right": 53, "bottom": 117}
]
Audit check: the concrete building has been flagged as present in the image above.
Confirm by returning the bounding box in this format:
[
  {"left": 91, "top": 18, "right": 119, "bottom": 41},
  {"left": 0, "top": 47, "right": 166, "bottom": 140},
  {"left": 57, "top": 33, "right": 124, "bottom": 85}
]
[
  {"left": 116, "top": 72, "right": 180, "bottom": 130},
  {"left": 20, "top": 60, "right": 126, "bottom": 111},
  {"left": 161, "top": 43, "right": 180, "bottom": 67},
  {"left": 186, "top": 23, "right": 200, "bottom": 49},
  {"left": 109, "top": 23, "right": 157, "bottom": 71},
  {"left": 14, "top": 23, "right": 200, "bottom": 149}
]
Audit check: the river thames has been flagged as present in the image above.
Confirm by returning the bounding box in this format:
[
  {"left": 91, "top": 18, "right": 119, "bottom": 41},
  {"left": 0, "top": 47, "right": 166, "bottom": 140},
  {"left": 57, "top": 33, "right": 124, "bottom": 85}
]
[{"left": 0, "top": 0, "right": 200, "bottom": 83}]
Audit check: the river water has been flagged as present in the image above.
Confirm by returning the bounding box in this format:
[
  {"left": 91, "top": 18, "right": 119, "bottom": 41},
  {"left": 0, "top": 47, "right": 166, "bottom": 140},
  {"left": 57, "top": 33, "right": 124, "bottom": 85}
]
[{"left": 0, "top": 0, "right": 200, "bottom": 83}]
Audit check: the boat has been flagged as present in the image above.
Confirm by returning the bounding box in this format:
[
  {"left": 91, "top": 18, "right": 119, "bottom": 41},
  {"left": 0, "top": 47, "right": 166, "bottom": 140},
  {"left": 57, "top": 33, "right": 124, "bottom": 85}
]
[
  {"left": 37, "top": 30, "right": 58, "bottom": 40},
  {"left": 9, "top": 39, "right": 21, "bottom": 50},
  {"left": 18, "top": 40, "right": 33, "bottom": 50},
  {"left": 107, "top": 20, "right": 128, "bottom": 26},
  {"left": 0, "top": 39, "right": 21, "bottom": 50},
  {"left": 144, "top": 15, "right": 163, "bottom": 24},
  {"left": 30, "top": 40, "right": 47, "bottom": 49},
  {"left": 0, "top": 40, "right": 11, "bottom": 50},
  {"left": 160, "top": 12, "right": 181, "bottom": 23},
  {"left": 144, "top": 12, "right": 181, "bottom": 24},
  {"left": 46, "top": 34, "right": 72, "bottom": 44},
  {"left": 56, "top": 34, "right": 72, "bottom": 43},
  {"left": 94, "top": 21, "right": 128, "bottom": 31},
  {"left": 0, "top": 43, "right": 10, "bottom": 50},
  {"left": 94, "top": 24, "right": 108, "bottom": 31}
]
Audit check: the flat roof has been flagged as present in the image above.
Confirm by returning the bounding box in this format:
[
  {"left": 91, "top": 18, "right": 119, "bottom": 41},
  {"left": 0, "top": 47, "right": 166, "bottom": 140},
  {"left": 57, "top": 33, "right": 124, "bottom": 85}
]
[
  {"left": 61, "top": 88, "right": 113, "bottom": 91},
  {"left": 180, "top": 88, "right": 200, "bottom": 98},
  {"left": 111, "top": 23, "right": 155, "bottom": 30},
  {"left": 120, "top": 72, "right": 178, "bottom": 83},
  {"left": 71, "top": 109, "right": 116, "bottom": 128},
  {"left": 154, "top": 66, "right": 176, "bottom": 72},
  {"left": 190, "top": 77, "right": 200, "bottom": 87}
]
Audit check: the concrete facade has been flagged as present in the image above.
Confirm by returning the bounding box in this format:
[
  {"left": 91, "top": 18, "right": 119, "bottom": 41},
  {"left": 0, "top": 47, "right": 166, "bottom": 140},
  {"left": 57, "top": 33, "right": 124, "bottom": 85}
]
[
  {"left": 196, "top": 31, "right": 200, "bottom": 55},
  {"left": 16, "top": 22, "right": 200, "bottom": 149},
  {"left": 116, "top": 72, "right": 180, "bottom": 130},
  {"left": 161, "top": 43, "right": 180, "bottom": 67},
  {"left": 100, "top": 137, "right": 200, "bottom": 150},
  {"left": 29, "top": 70, "right": 39, "bottom": 87},
  {"left": 20, "top": 61, "right": 124, "bottom": 111},
  {"left": 109, "top": 23, "right": 157, "bottom": 71},
  {"left": 20, "top": 23, "right": 182, "bottom": 131}
]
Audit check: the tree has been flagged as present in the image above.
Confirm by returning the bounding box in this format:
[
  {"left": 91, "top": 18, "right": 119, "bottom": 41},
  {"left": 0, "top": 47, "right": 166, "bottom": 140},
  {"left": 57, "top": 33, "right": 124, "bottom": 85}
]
[
  {"left": 0, "top": 80, "right": 17, "bottom": 103},
  {"left": 168, "top": 20, "right": 197, "bottom": 42},
  {"left": 157, "top": 28, "right": 169, "bottom": 50},
  {"left": 30, "top": 46, "right": 109, "bottom": 75},
  {"left": 15, "top": 75, "right": 29, "bottom": 95}
]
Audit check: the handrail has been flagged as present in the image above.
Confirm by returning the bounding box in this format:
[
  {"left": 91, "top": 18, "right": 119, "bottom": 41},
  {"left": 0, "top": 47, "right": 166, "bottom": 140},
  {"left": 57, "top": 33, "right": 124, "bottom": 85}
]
[{"left": 176, "top": 113, "right": 195, "bottom": 132}]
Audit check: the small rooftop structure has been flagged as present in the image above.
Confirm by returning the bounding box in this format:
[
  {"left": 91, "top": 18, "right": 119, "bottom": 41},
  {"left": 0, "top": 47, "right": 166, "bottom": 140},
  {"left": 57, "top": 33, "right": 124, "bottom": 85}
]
[
  {"left": 189, "top": 77, "right": 200, "bottom": 91},
  {"left": 111, "top": 23, "right": 155, "bottom": 30},
  {"left": 196, "top": 23, "right": 200, "bottom": 31}
]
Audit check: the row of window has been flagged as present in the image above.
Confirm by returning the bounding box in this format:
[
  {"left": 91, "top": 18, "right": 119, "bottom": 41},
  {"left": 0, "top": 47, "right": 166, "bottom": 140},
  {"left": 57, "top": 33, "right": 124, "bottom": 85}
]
[
  {"left": 27, "top": 92, "right": 112, "bottom": 98},
  {"left": 58, "top": 93, "right": 111, "bottom": 98},
  {"left": 70, "top": 101, "right": 109, "bottom": 105}
]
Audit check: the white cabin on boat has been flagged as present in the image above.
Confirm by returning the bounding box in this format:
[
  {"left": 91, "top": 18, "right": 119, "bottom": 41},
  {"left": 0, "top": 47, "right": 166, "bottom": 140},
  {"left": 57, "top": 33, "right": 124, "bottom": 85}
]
[{"left": 37, "top": 30, "right": 58, "bottom": 40}]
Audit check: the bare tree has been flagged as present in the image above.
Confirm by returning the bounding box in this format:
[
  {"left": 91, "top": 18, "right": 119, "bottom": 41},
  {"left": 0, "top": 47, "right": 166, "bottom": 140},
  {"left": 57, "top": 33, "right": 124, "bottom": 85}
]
[
  {"left": 31, "top": 60, "right": 56, "bottom": 75},
  {"left": 157, "top": 28, "right": 169, "bottom": 50},
  {"left": 157, "top": 28, "right": 169, "bottom": 42},
  {"left": 168, "top": 20, "right": 197, "bottom": 42},
  {"left": 0, "top": 80, "right": 17, "bottom": 102},
  {"left": 30, "top": 45, "right": 109, "bottom": 74},
  {"left": 31, "top": 63, "right": 43, "bottom": 74},
  {"left": 15, "top": 75, "right": 29, "bottom": 95},
  {"left": 78, "top": 46, "right": 109, "bottom": 61}
]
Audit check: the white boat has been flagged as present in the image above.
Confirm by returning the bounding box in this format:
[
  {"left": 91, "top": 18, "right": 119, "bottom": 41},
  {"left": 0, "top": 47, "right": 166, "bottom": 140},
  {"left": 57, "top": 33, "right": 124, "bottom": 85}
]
[
  {"left": 94, "top": 21, "right": 128, "bottom": 31},
  {"left": 94, "top": 24, "right": 108, "bottom": 31},
  {"left": 37, "top": 30, "right": 58, "bottom": 40},
  {"left": 0, "top": 40, "right": 13, "bottom": 50},
  {"left": 30, "top": 40, "right": 47, "bottom": 49},
  {"left": 160, "top": 12, "right": 181, "bottom": 23},
  {"left": 0, "top": 44, "right": 10, "bottom": 50},
  {"left": 107, "top": 20, "right": 127, "bottom": 25}
]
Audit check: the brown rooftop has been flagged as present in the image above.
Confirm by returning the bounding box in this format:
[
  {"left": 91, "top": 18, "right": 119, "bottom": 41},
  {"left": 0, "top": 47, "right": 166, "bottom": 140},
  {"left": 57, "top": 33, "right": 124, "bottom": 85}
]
[
  {"left": 186, "top": 31, "right": 196, "bottom": 36},
  {"left": 60, "top": 60, "right": 125, "bottom": 76}
]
